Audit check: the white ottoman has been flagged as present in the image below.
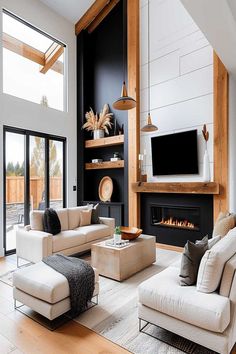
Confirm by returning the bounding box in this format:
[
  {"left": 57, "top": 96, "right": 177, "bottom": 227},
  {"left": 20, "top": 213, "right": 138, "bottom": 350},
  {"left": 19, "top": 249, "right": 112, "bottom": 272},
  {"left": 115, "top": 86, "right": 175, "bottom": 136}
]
[{"left": 13, "top": 261, "right": 99, "bottom": 321}]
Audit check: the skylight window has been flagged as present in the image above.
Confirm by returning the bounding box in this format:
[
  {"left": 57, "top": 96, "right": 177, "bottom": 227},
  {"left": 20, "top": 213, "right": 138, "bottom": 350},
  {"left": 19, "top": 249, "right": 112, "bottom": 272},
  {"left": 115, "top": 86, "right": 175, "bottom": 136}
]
[{"left": 2, "top": 9, "right": 67, "bottom": 111}]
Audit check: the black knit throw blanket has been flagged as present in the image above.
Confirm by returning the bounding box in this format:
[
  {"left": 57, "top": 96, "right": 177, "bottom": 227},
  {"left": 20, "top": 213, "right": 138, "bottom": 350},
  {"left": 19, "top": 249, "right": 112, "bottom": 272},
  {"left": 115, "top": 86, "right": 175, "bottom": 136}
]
[{"left": 43, "top": 254, "right": 95, "bottom": 317}]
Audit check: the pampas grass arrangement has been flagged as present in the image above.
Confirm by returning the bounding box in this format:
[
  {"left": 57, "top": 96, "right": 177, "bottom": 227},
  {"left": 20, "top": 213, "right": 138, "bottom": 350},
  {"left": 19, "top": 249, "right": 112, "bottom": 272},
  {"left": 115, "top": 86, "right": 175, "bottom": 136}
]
[{"left": 82, "top": 104, "right": 113, "bottom": 134}]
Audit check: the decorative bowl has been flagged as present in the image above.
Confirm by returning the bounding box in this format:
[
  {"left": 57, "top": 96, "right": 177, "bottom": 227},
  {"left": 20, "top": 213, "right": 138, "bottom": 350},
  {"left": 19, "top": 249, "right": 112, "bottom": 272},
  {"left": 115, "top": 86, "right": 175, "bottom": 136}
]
[
  {"left": 98, "top": 176, "right": 113, "bottom": 202},
  {"left": 120, "top": 226, "right": 143, "bottom": 240}
]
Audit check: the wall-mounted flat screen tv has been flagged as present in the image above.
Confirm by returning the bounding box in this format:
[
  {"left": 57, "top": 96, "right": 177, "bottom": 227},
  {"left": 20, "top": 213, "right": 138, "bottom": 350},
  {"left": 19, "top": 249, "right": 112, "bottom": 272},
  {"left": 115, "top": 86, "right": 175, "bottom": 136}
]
[{"left": 151, "top": 129, "right": 199, "bottom": 176}]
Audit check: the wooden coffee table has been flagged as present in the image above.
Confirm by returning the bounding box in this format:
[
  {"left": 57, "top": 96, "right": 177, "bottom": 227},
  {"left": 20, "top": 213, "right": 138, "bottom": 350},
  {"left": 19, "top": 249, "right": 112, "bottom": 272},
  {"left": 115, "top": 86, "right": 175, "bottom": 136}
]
[{"left": 91, "top": 234, "right": 156, "bottom": 281}]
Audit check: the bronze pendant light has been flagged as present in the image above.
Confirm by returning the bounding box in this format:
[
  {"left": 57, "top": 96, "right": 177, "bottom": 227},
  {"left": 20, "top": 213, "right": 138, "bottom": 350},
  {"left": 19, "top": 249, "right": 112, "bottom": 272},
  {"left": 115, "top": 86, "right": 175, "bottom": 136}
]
[
  {"left": 141, "top": 0, "right": 158, "bottom": 132},
  {"left": 113, "top": 1, "right": 136, "bottom": 111}
]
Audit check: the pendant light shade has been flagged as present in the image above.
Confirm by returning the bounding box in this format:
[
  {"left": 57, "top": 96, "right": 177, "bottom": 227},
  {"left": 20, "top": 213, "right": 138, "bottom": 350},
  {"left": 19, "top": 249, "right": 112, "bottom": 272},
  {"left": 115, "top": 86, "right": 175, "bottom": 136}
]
[
  {"left": 113, "top": 82, "right": 136, "bottom": 110},
  {"left": 141, "top": 113, "right": 158, "bottom": 132},
  {"left": 141, "top": 0, "right": 158, "bottom": 132}
]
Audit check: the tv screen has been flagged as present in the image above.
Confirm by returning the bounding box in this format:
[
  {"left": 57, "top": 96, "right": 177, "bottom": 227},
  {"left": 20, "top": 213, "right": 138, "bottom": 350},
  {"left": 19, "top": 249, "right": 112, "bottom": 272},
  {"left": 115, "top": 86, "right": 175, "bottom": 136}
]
[{"left": 151, "top": 130, "right": 199, "bottom": 176}]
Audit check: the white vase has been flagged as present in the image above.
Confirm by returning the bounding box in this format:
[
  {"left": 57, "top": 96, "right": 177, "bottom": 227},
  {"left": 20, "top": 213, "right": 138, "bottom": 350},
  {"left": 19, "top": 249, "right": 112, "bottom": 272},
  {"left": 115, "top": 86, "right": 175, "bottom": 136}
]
[
  {"left": 203, "top": 149, "right": 211, "bottom": 182},
  {"left": 93, "top": 129, "right": 104, "bottom": 139},
  {"left": 113, "top": 233, "right": 121, "bottom": 244}
]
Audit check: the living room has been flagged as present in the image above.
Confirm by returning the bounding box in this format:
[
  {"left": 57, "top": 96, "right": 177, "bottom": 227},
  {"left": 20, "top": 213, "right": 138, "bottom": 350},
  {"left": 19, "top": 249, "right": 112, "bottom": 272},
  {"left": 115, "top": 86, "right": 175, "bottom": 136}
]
[{"left": 0, "top": 0, "right": 236, "bottom": 353}]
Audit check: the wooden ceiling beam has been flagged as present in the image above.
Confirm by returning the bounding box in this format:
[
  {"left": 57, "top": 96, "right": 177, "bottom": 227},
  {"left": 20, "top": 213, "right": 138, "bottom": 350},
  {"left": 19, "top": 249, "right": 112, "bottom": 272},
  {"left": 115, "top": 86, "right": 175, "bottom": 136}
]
[
  {"left": 87, "top": 0, "right": 120, "bottom": 33},
  {"left": 3, "top": 32, "right": 44, "bottom": 65},
  {"left": 40, "top": 43, "right": 64, "bottom": 74},
  {"left": 3, "top": 32, "right": 63, "bottom": 75},
  {"left": 75, "top": 0, "right": 110, "bottom": 35}
]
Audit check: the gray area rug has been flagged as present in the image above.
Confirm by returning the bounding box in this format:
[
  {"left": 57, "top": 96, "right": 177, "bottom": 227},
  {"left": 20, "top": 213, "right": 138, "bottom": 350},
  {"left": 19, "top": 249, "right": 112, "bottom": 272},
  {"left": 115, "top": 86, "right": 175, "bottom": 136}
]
[{"left": 74, "top": 248, "right": 217, "bottom": 354}]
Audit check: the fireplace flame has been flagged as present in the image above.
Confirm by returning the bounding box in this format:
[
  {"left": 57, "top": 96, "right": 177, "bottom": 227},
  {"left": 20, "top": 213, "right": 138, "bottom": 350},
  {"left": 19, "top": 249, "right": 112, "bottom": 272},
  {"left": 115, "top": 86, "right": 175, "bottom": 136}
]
[{"left": 160, "top": 217, "right": 195, "bottom": 229}]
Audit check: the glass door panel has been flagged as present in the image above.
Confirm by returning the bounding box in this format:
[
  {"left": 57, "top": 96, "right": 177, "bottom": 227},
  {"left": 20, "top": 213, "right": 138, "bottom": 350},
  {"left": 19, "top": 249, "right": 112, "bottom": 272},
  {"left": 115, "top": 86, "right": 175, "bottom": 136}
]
[
  {"left": 49, "top": 140, "right": 63, "bottom": 209},
  {"left": 4, "top": 127, "right": 66, "bottom": 255},
  {"left": 29, "top": 136, "right": 46, "bottom": 210},
  {"left": 5, "top": 132, "right": 25, "bottom": 252}
]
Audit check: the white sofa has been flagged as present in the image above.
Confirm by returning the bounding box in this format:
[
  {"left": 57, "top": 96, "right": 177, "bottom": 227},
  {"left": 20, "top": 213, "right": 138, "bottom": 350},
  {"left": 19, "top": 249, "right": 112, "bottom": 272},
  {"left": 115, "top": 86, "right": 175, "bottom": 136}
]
[
  {"left": 16, "top": 207, "right": 115, "bottom": 265},
  {"left": 138, "top": 236, "right": 236, "bottom": 354}
]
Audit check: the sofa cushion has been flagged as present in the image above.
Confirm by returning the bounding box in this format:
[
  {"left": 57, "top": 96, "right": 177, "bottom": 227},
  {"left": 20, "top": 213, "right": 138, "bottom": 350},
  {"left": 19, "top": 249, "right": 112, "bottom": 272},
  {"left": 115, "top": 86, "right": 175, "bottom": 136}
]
[
  {"left": 75, "top": 224, "right": 110, "bottom": 243},
  {"left": 30, "top": 210, "right": 44, "bottom": 231},
  {"left": 52, "top": 230, "right": 86, "bottom": 253},
  {"left": 56, "top": 209, "right": 69, "bottom": 231},
  {"left": 138, "top": 266, "right": 230, "bottom": 333},
  {"left": 219, "top": 253, "right": 236, "bottom": 297},
  {"left": 208, "top": 235, "right": 221, "bottom": 249},
  {"left": 68, "top": 206, "right": 88, "bottom": 230},
  {"left": 213, "top": 211, "right": 235, "bottom": 238},
  {"left": 179, "top": 237, "right": 208, "bottom": 286},
  {"left": 13, "top": 261, "right": 99, "bottom": 304},
  {"left": 80, "top": 210, "right": 92, "bottom": 226},
  {"left": 197, "top": 227, "right": 236, "bottom": 293},
  {"left": 43, "top": 208, "right": 61, "bottom": 235},
  {"left": 88, "top": 203, "right": 100, "bottom": 224},
  {"left": 196, "top": 235, "right": 221, "bottom": 249}
]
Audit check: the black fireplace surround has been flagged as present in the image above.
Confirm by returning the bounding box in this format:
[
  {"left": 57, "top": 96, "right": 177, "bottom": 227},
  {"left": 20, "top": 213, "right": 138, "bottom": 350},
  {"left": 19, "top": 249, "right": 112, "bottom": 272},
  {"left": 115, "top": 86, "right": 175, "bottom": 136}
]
[{"left": 141, "top": 193, "right": 213, "bottom": 247}]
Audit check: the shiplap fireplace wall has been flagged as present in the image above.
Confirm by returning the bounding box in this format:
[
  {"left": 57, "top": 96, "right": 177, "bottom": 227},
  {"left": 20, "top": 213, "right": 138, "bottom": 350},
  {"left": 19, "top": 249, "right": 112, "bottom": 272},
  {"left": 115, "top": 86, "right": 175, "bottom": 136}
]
[{"left": 140, "top": 0, "right": 214, "bottom": 183}]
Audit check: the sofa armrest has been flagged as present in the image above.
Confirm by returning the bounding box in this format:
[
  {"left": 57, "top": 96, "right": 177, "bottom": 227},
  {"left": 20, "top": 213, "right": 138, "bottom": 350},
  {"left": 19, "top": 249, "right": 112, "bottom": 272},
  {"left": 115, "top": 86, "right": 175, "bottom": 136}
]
[
  {"left": 99, "top": 217, "right": 115, "bottom": 234},
  {"left": 16, "top": 229, "right": 53, "bottom": 264}
]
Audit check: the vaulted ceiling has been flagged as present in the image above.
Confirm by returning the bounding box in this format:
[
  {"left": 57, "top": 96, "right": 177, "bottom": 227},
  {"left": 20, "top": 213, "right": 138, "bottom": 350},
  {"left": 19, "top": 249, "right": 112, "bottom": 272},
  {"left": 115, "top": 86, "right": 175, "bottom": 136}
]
[
  {"left": 40, "top": 0, "right": 94, "bottom": 23},
  {"left": 181, "top": 0, "right": 236, "bottom": 76}
]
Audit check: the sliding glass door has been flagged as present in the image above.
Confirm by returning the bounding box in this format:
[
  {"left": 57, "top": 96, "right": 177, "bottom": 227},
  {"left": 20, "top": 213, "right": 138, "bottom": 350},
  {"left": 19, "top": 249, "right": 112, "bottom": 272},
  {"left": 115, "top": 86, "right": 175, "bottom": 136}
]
[
  {"left": 49, "top": 139, "right": 64, "bottom": 209},
  {"left": 3, "top": 127, "right": 66, "bottom": 254},
  {"left": 30, "top": 136, "right": 46, "bottom": 211},
  {"left": 5, "top": 131, "right": 25, "bottom": 253}
]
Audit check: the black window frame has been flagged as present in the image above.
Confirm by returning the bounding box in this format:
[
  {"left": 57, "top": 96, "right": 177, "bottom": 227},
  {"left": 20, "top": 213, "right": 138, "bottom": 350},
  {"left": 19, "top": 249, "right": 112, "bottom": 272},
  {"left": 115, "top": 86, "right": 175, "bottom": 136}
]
[{"left": 3, "top": 125, "right": 67, "bottom": 255}]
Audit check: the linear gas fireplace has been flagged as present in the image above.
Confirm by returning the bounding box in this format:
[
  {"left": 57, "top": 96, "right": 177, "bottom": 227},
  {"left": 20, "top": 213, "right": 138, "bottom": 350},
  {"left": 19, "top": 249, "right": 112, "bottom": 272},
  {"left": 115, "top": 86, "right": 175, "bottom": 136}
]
[
  {"left": 151, "top": 205, "right": 200, "bottom": 231},
  {"left": 141, "top": 193, "right": 213, "bottom": 247}
]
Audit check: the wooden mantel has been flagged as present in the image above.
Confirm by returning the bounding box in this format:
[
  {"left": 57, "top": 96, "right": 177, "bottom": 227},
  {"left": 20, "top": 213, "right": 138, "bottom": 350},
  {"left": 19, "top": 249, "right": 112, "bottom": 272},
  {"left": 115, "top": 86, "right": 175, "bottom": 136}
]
[{"left": 132, "top": 182, "right": 220, "bottom": 195}]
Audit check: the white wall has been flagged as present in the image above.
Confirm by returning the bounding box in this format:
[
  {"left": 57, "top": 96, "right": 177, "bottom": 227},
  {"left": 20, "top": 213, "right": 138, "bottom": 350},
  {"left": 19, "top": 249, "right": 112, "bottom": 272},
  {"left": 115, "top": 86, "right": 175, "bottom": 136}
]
[
  {"left": 140, "top": 0, "right": 213, "bottom": 182},
  {"left": 0, "top": 0, "right": 77, "bottom": 256}
]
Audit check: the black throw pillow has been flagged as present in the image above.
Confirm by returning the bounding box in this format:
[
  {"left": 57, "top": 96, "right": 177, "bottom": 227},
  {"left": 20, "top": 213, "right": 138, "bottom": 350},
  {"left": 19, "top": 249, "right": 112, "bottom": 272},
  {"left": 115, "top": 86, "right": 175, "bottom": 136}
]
[
  {"left": 43, "top": 208, "right": 61, "bottom": 235},
  {"left": 91, "top": 203, "right": 100, "bottom": 224},
  {"left": 179, "top": 235, "right": 208, "bottom": 286}
]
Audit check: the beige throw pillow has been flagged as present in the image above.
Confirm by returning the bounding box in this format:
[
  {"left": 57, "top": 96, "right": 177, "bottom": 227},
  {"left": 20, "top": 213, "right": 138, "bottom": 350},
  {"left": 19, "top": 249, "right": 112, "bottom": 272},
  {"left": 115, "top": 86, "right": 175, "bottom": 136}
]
[
  {"left": 68, "top": 206, "right": 88, "bottom": 229},
  {"left": 30, "top": 210, "right": 44, "bottom": 231},
  {"left": 197, "top": 227, "right": 236, "bottom": 293},
  {"left": 212, "top": 211, "right": 235, "bottom": 238},
  {"left": 80, "top": 209, "right": 92, "bottom": 226}
]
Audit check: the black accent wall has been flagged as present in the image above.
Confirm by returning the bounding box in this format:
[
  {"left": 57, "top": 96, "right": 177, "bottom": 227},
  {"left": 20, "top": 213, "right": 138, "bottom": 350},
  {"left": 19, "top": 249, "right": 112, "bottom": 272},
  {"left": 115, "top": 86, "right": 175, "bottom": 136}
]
[{"left": 77, "top": 0, "right": 128, "bottom": 225}]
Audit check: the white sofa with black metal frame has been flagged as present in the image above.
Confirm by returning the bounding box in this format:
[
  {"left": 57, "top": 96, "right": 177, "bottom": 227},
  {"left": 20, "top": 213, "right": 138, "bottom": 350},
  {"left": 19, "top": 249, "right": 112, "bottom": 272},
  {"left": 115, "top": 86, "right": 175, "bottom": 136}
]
[
  {"left": 16, "top": 207, "right": 115, "bottom": 266},
  {"left": 138, "top": 235, "right": 236, "bottom": 354}
]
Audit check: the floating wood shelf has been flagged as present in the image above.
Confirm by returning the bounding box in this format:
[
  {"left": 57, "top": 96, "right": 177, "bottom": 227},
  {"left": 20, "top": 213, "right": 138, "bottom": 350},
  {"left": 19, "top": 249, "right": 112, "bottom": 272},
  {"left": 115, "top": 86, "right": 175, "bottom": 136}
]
[
  {"left": 85, "top": 160, "right": 124, "bottom": 170},
  {"left": 132, "top": 182, "right": 220, "bottom": 195},
  {"left": 85, "top": 135, "right": 124, "bottom": 148}
]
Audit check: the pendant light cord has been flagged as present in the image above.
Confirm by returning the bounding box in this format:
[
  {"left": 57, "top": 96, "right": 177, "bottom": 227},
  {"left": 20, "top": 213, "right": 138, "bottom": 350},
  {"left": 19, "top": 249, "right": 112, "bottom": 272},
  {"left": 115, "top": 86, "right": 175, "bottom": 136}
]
[
  {"left": 123, "top": 0, "right": 126, "bottom": 84},
  {"left": 148, "top": 0, "right": 150, "bottom": 115}
]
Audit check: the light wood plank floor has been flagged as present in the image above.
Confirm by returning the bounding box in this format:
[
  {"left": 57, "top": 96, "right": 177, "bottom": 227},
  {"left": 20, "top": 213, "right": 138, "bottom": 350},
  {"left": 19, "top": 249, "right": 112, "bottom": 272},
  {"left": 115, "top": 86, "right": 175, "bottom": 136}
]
[
  {"left": 1, "top": 251, "right": 236, "bottom": 354},
  {"left": 0, "top": 255, "right": 129, "bottom": 354}
]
